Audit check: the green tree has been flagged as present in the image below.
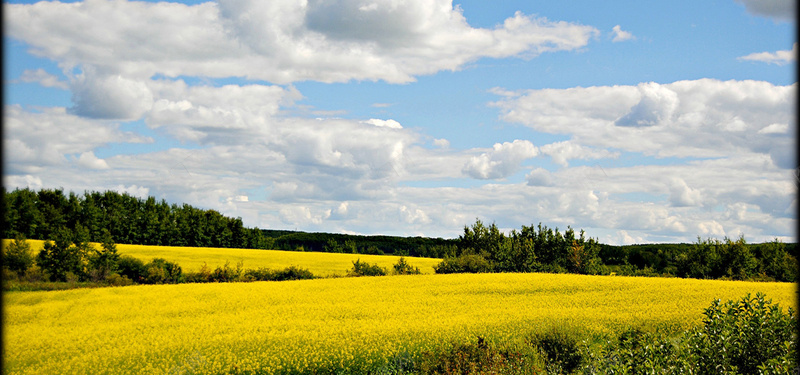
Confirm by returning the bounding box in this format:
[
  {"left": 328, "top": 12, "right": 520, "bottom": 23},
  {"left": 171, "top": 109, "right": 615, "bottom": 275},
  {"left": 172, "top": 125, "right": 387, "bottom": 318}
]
[
  {"left": 3, "top": 235, "right": 34, "bottom": 275},
  {"left": 88, "top": 229, "right": 120, "bottom": 281},
  {"left": 37, "top": 227, "right": 91, "bottom": 281}
]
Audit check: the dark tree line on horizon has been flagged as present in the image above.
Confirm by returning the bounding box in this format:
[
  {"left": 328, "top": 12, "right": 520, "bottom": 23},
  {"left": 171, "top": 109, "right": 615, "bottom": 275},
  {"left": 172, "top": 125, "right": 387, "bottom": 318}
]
[
  {"left": 2, "top": 188, "right": 797, "bottom": 282},
  {"left": 2, "top": 188, "right": 271, "bottom": 249}
]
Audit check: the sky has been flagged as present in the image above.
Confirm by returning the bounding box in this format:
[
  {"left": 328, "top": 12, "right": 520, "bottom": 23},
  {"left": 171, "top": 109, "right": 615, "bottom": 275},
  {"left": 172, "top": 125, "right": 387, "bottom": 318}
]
[{"left": 3, "top": 0, "right": 797, "bottom": 245}]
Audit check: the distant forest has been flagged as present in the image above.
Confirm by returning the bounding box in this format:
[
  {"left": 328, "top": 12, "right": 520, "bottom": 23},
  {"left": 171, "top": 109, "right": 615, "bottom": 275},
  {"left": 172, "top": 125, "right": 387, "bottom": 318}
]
[{"left": 2, "top": 188, "right": 797, "bottom": 281}]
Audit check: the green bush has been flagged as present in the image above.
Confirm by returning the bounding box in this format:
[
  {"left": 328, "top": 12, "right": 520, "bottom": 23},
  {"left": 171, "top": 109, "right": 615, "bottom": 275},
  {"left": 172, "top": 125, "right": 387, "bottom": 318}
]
[
  {"left": 530, "top": 329, "right": 583, "bottom": 374},
  {"left": 685, "top": 293, "right": 796, "bottom": 374},
  {"left": 347, "top": 259, "right": 387, "bottom": 277},
  {"left": 142, "top": 258, "right": 183, "bottom": 284},
  {"left": 117, "top": 255, "right": 147, "bottom": 283},
  {"left": 392, "top": 257, "right": 421, "bottom": 275},
  {"left": 433, "top": 254, "right": 493, "bottom": 274},
  {"left": 582, "top": 293, "right": 797, "bottom": 374},
  {"left": 271, "top": 266, "right": 316, "bottom": 281}
]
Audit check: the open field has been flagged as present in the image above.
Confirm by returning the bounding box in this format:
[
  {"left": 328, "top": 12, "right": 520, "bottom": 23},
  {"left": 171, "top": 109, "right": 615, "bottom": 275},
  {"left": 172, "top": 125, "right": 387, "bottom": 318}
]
[
  {"left": 4, "top": 272, "right": 795, "bottom": 374},
  {"left": 2, "top": 239, "right": 443, "bottom": 276}
]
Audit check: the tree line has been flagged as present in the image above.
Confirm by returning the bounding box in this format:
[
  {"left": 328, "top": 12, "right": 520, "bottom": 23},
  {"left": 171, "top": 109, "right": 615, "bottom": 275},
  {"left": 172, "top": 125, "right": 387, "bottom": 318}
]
[
  {"left": 3, "top": 188, "right": 796, "bottom": 282},
  {"left": 436, "top": 219, "right": 797, "bottom": 282},
  {"left": 2, "top": 188, "right": 271, "bottom": 249}
]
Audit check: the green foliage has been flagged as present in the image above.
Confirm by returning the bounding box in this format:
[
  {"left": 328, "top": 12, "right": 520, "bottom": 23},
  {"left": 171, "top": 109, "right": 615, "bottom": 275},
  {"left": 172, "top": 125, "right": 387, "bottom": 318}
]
[
  {"left": 117, "top": 255, "right": 147, "bottom": 283},
  {"left": 3, "top": 235, "right": 34, "bottom": 275},
  {"left": 347, "top": 259, "right": 387, "bottom": 277},
  {"left": 685, "top": 293, "right": 796, "bottom": 374},
  {"left": 36, "top": 227, "right": 92, "bottom": 281},
  {"left": 529, "top": 329, "right": 584, "bottom": 374},
  {"left": 412, "top": 337, "right": 545, "bottom": 375},
  {"left": 392, "top": 257, "right": 422, "bottom": 275},
  {"left": 87, "top": 230, "right": 120, "bottom": 281},
  {"left": 143, "top": 258, "right": 184, "bottom": 284},
  {"left": 434, "top": 254, "right": 494, "bottom": 274},
  {"left": 582, "top": 293, "right": 797, "bottom": 374},
  {"left": 2, "top": 188, "right": 270, "bottom": 249}
]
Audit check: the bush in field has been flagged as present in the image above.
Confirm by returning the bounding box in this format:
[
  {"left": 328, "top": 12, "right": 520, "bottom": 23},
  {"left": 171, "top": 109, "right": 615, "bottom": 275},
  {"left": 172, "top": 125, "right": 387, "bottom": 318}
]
[
  {"left": 3, "top": 235, "right": 34, "bottom": 275},
  {"left": 117, "top": 255, "right": 147, "bottom": 283},
  {"left": 529, "top": 329, "right": 584, "bottom": 374},
  {"left": 582, "top": 293, "right": 797, "bottom": 374},
  {"left": 685, "top": 293, "right": 796, "bottom": 374},
  {"left": 347, "top": 259, "right": 387, "bottom": 277},
  {"left": 433, "top": 254, "right": 493, "bottom": 274},
  {"left": 392, "top": 257, "right": 421, "bottom": 275},
  {"left": 143, "top": 258, "right": 183, "bottom": 284},
  {"left": 210, "top": 261, "right": 243, "bottom": 282}
]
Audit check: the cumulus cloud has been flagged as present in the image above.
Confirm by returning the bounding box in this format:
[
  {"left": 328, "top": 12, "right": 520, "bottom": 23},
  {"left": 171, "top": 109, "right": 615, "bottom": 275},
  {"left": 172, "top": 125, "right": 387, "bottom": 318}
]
[
  {"left": 18, "top": 68, "right": 69, "bottom": 89},
  {"left": 526, "top": 168, "right": 555, "bottom": 186},
  {"left": 540, "top": 141, "right": 619, "bottom": 167},
  {"left": 611, "top": 25, "right": 635, "bottom": 42},
  {"left": 70, "top": 70, "right": 154, "bottom": 119},
  {"left": 738, "top": 43, "right": 797, "bottom": 65},
  {"left": 463, "top": 140, "right": 539, "bottom": 179},
  {"left": 362, "top": 118, "right": 403, "bottom": 129},
  {"left": 3, "top": 105, "right": 151, "bottom": 173},
  {"left": 668, "top": 178, "right": 702, "bottom": 207},
  {"left": 493, "top": 79, "right": 796, "bottom": 167},
  {"left": 6, "top": 0, "right": 599, "bottom": 85},
  {"left": 734, "top": 0, "right": 795, "bottom": 21},
  {"left": 76, "top": 151, "right": 110, "bottom": 170}
]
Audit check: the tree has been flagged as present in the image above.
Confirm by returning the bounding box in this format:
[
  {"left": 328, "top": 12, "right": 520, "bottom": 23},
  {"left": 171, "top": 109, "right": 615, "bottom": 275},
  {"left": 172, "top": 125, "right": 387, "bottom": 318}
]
[
  {"left": 37, "top": 227, "right": 91, "bottom": 281},
  {"left": 3, "top": 235, "right": 34, "bottom": 275},
  {"left": 88, "top": 229, "right": 120, "bottom": 281}
]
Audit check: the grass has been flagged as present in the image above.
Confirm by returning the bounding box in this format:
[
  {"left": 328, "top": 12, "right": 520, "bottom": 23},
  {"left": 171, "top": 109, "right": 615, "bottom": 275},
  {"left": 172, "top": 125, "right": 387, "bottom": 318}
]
[{"left": 4, "top": 272, "right": 795, "bottom": 375}]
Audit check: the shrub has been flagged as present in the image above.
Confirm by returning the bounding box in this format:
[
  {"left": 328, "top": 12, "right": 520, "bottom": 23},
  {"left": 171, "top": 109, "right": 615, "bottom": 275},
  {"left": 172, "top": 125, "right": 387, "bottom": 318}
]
[
  {"left": 117, "top": 255, "right": 147, "bottom": 283},
  {"left": 685, "top": 293, "right": 796, "bottom": 374},
  {"left": 392, "top": 257, "right": 421, "bottom": 275},
  {"left": 210, "top": 260, "right": 243, "bottom": 282},
  {"left": 529, "top": 329, "right": 583, "bottom": 374},
  {"left": 347, "top": 259, "right": 387, "bottom": 277},
  {"left": 143, "top": 258, "right": 183, "bottom": 284},
  {"left": 582, "top": 293, "right": 797, "bottom": 374},
  {"left": 272, "top": 266, "right": 316, "bottom": 281},
  {"left": 433, "top": 254, "right": 493, "bottom": 274}
]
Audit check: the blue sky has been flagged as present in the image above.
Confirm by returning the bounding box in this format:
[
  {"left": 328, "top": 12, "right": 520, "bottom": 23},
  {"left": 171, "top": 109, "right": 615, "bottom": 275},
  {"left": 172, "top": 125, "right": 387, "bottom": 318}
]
[{"left": 3, "top": 0, "right": 796, "bottom": 244}]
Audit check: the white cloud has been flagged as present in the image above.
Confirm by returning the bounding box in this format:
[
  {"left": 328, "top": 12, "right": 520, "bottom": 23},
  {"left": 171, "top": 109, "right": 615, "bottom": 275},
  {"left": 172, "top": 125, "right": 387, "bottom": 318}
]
[
  {"left": 463, "top": 140, "right": 539, "bottom": 179},
  {"left": 362, "top": 118, "right": 403, "bottom": 129},
  {"left": 70, "top": 70, "right": 154, "bottom": 119},
  {"left": 3, "top": 105, "right": 151, "bottom": 172},
  {"left": 526, "top": 168, "right": 555, "bottom": 187},
  {"left": 540, "top": 141, "right": 619, "bottom": 167},
  {"left": 668, "top": 178, "right": 702, "bottom": 207},
  {"left": 76, "top": 151, "right": 110, "bottom": 170},
  {"left": 611, "top": 25, "right": 635, "bottom": 42},
  {"left": 6, "top": 0, "right": 599, "bottom": 85},
  {"left": 18, "top": 68, "right": 69, "bottom": 89},
  {"left": 492, "top": 79, "right": 796, "bottom": 167},
  {"left": 734, "top": 0, "right": 795, "bottom": 21},
  {"left": 738, "top": 43, "right": 797, "bottom": 65}
]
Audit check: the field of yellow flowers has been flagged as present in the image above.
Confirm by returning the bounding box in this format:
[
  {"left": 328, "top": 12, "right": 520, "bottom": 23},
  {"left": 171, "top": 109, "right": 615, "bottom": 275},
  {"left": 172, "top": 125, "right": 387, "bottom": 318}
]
[
  {"left": 4, "top": 239, "right": 442, "bottom": 276},
  {"left": 4, "top": 272, "right": 795, "bottom": 374}
]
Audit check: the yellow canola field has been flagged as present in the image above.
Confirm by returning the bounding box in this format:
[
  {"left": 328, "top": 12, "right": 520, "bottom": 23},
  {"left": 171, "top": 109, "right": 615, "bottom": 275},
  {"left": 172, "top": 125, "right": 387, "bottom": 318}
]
[
  {"left": 3, "top": 239, "right": 442, "bottom": 276},
  {"left": 4, "top": 272, "right": 796, "bottom": 375}
]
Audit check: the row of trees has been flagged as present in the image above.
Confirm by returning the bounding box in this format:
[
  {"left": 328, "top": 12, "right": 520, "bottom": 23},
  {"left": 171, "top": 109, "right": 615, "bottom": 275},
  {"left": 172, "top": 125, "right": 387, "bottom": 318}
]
[
  {"left": 3, "top": 188, "right": 271, "bottom": 249},
  {"left": 437, "top": 220, "right": 797, "bottom": 282}
]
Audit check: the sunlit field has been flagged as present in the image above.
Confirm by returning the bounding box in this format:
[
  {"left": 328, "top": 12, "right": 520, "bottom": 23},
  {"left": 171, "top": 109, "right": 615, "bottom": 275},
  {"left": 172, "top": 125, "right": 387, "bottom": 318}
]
[
  {"left": 4, "top": 272, "right": 795, "bottom": 375},
  {"left": 2, "top": 239, "right": 442, "bottom": 276}
]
